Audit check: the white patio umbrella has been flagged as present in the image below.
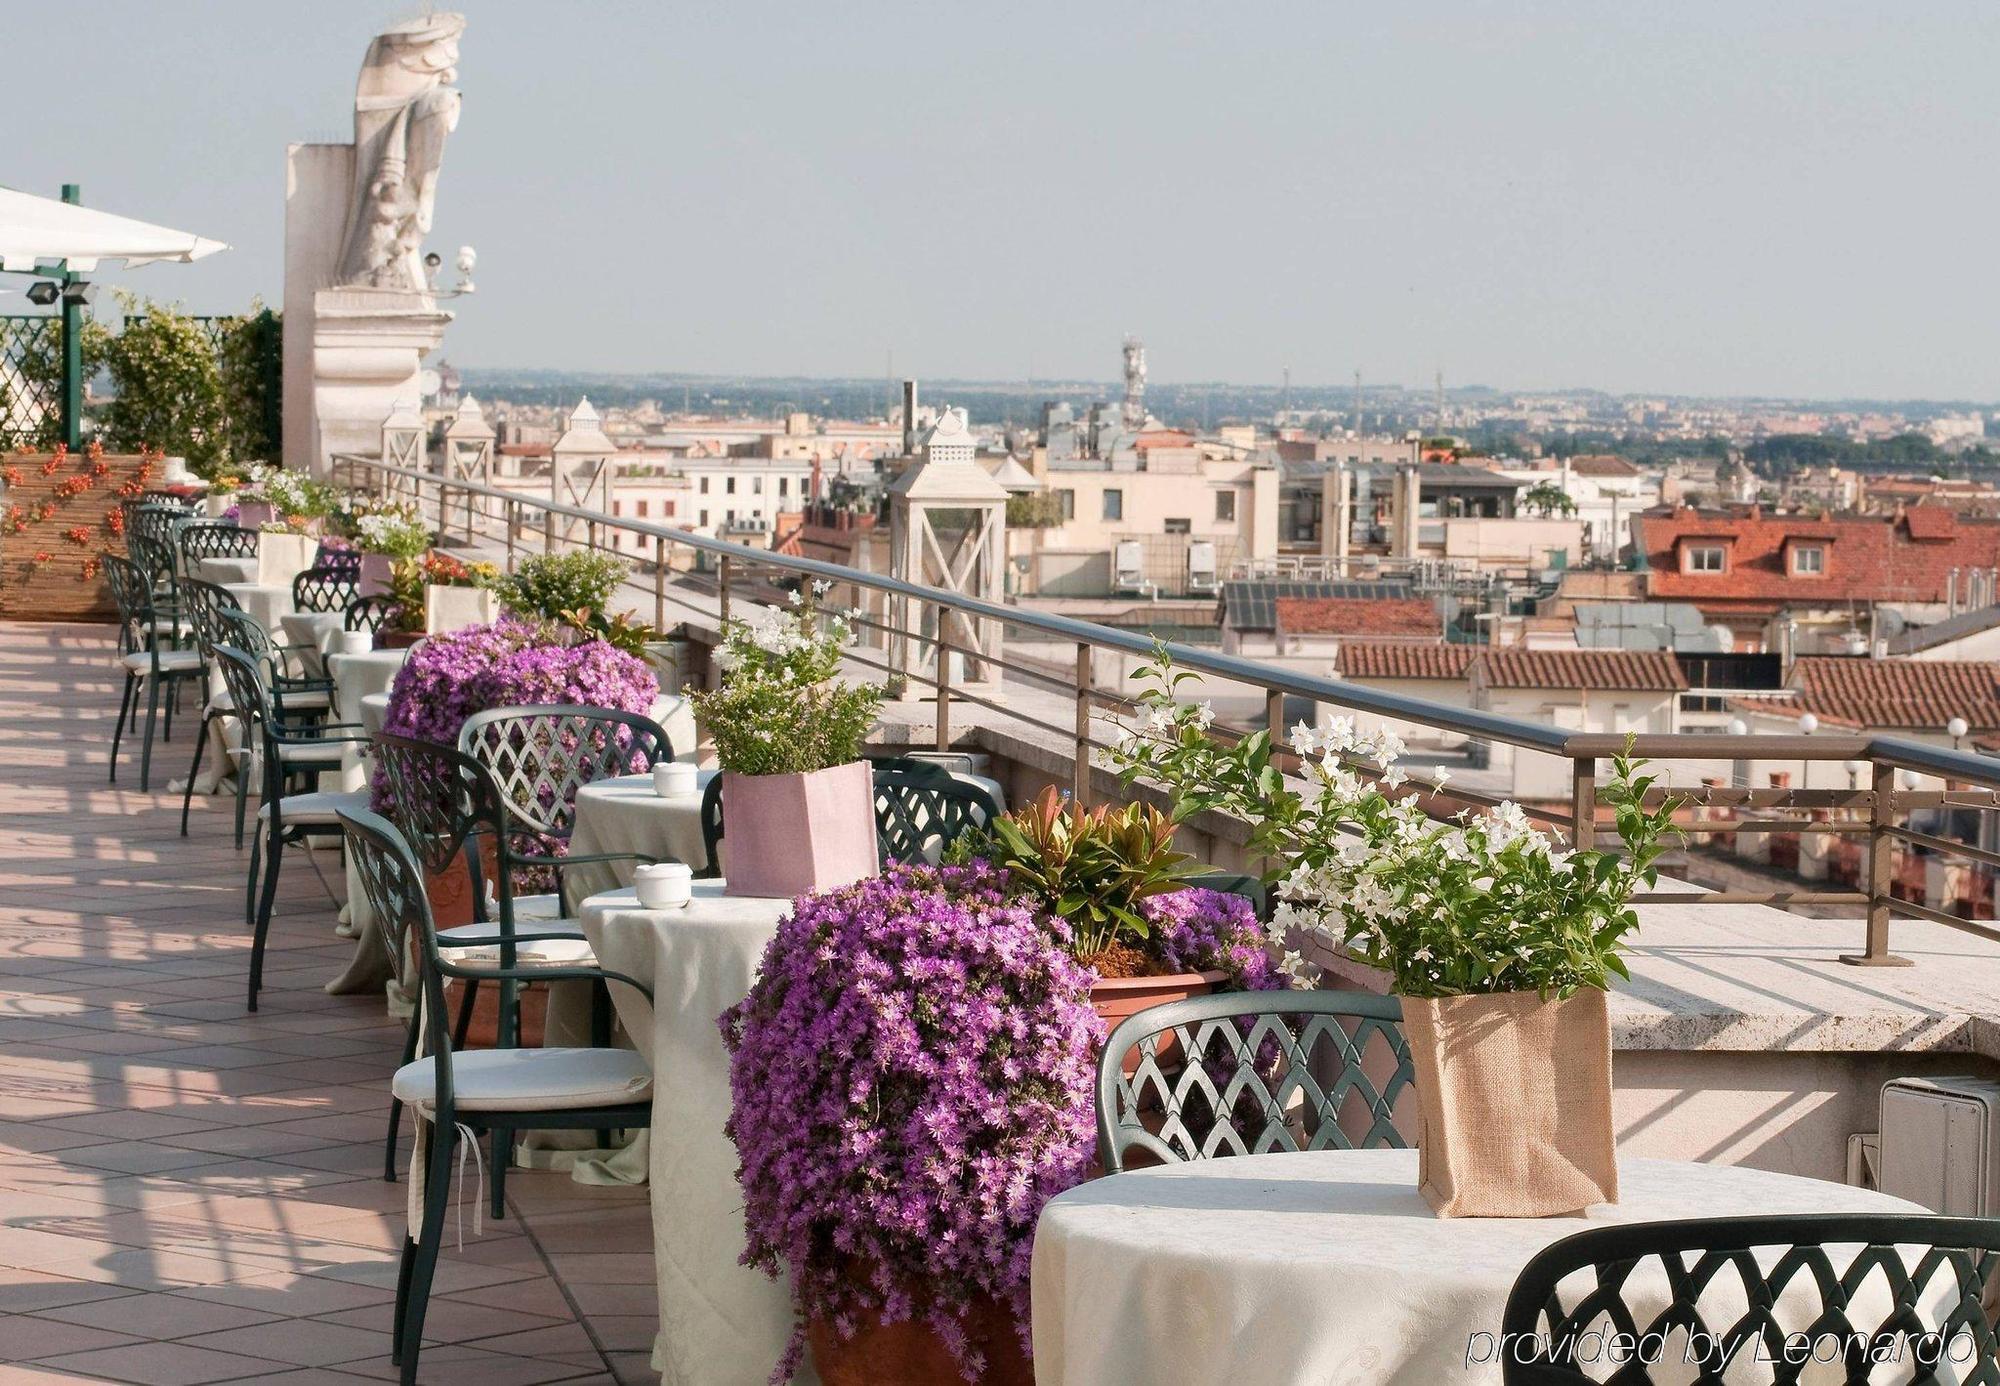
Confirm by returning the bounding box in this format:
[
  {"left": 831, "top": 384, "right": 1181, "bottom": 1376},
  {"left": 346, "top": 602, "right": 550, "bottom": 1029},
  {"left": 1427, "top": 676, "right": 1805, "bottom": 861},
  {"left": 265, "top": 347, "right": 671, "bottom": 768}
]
[{"left": 0, "top": 186, "right": 227, "bottom": 272}]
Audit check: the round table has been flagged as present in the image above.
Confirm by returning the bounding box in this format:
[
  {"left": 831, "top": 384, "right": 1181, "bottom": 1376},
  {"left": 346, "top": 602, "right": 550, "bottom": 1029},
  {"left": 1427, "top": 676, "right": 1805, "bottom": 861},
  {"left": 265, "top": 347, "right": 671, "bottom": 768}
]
[
  {"left": 578, "top": 884, "right": 808, "bottom": 1386},
  {"left": 324, "top": 646, "right": 411, "bottom": 998},
  {"left": 222, "top": 581, "right": 294, "bottom": 635},
  {"left": 1030, "top": 1148, "right": 1925, "bottom": 1385}
]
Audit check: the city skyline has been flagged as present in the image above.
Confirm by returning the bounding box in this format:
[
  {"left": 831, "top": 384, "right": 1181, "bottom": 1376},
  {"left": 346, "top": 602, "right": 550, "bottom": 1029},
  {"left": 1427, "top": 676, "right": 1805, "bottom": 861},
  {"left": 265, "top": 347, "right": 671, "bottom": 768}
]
[{"left": 15, "top": 1, "right": 2000, "bottom": 399}]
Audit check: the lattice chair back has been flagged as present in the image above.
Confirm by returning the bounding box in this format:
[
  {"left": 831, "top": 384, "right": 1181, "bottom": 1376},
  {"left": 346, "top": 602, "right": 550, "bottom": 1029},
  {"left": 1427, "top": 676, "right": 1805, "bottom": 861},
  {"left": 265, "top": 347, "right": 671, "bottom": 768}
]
[
  {"left": 126, "top": 530, "right": 179, "bottom": 588},
  {"left": 315, "top": 542, "right": 361, "bottom": 575},
  {"left": 180, "top": 578, "right": 245, "bottom": 654},
  {"left": 1500, "top": 1213, "right": 2000, "bottom": 1385},
  {"left": 342, "top": 595, "right": 403, "bottom": 634},
  {"left": 372, "top": 732, "right": 494, "bottom": 880},
  {"left": 292, "top": 565, "right": 360, "bottom": 613},
  {"left": 869, "top": 756, "right": 1001, "bottom": 865},
  {"left": 1097, "top": 990, "right": 1413, "bottom": 1173},
  {"left": 178, "top": 522, "right": 259, "bottom": 567},
  {"left": 101, "top": 553, "right": 156, "bottom": 654},
  {"left": 130, "top": 502, "right": 190, "bottom": 554},
  {"left": 207, "top": 645, "right": 274, "bottom": 738},
  {"left": 458, "top": 705, "right": 673, "bottom": 845}
]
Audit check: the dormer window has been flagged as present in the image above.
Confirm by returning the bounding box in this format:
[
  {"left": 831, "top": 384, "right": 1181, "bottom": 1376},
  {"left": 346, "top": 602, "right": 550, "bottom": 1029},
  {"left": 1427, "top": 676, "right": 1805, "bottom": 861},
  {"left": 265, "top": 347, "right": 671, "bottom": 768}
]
[
  {"left": 1684, "top": 544, "right": 1726, "bottom": 573},
  {"left": 1792, "top": 544, "right": 1825, "bottom": 576}
]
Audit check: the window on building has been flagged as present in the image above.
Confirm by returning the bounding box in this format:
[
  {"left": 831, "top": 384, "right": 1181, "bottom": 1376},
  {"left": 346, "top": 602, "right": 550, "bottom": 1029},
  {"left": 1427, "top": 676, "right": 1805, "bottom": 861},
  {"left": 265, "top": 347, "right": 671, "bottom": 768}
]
[
  {"left": 635, "top": 500, "right": 649, "bottom": 518},
  {"left": 1056, "top": 489, "right": 1075, "bottom": 521},
  {"left": 752, "top": 477, "right": 763, "bottom": 494},
  {"left": 699, "top": 509, "right": 709, "bottom": 527},
  {"left": 664, "top": 501, "right": 676, "bottom": 518},
  {"left": 1685, "top": 545, "right": 1725, "bottom": 573},
  {"left": 699, "top": 476, "right": 709, "bottom": 494},
  {"left": 1103, "top": 489, "right": 1124, "bottom": 521},
  {"left": 1164, "top": 518, "right": 1190, "bottom": 535},
  {"left": 1792, "top": 545, "right": 1825, "bottom": 575},
  {"left": 778, "top": 477, "right": 789, "bottom": 496},
  {"left": 726, "top": 509, "right": 736, "bottom": 525},
  {"left": 611, "top": 501, "right": 622, "bottom": 516},
  {"left": 1215, "top": 491, "right": 1236, "bottom": 522},
  {"left": 725, "top": 477, "right": 736, "bottom": 495}
]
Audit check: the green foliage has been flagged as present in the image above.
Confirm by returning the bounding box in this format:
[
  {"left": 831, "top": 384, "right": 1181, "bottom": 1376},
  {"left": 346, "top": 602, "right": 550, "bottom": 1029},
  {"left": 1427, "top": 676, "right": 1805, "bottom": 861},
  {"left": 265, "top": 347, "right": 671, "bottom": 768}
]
[
  {"left": 1005, "top": 492, "right": 1065, "bottom": 528},
  {"left": 1521, "top": 480, "right": 1578, "bottom": 517},
  {"left": 215, "top": 307, "right": 282, "bottom": 468},
  {"left": 495, "top": 551, "right": 630, "bottom": 622},
  {"left": 97, "top": 293, "right": 228, "bottom": 470},
  {"left": 689, "top": 590, "right": 882, "bottom": 776},
  {"left": 955, "top": 786, "right": 1194, "bottom": 960},
  {"left": 1103, "top": 647, "right": 1682, "bottom": 997}
]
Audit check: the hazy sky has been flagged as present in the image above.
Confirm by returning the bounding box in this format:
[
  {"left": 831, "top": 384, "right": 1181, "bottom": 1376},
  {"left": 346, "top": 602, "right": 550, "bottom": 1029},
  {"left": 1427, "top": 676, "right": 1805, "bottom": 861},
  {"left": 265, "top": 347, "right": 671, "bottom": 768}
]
[{"left": 16, "top": 2, "right": 1999, "bottom": 398}]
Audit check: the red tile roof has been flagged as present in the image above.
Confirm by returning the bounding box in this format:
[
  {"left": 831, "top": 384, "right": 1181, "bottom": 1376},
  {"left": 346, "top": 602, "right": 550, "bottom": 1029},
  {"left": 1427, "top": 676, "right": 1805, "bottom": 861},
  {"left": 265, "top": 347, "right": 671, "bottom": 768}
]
[
  {"left": 1334, "top": 642, "right": 1476, "bottom": 681},
  {"left": 1787, "top": 657, "right": 2000, "bottom": 731},
  {"left": 1473, "top": 648, "right": 1688, "bottom": 692},
  {"left": 1567, "top": 454, "right": 1641, "bottom": 479},
  {"left": 1635, "top": 507, "right": 2000, "bottom": 606},
  {"left": 1276, "top": 596, "right": 1441, "bottom": 638}
]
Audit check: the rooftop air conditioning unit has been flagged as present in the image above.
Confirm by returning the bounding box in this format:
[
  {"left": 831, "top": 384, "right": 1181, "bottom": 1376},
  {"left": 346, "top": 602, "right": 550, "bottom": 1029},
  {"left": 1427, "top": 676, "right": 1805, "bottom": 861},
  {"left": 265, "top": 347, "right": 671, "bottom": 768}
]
[
  {"left": 1113, "top": 540, "right": 1155, "bottom": 599},
  {"left": 1186, "top": 539, "right": 1218, "bottom": 598},
  {"left": 1878, "top": 1075, "right": 2000, "bottom": 1215}
]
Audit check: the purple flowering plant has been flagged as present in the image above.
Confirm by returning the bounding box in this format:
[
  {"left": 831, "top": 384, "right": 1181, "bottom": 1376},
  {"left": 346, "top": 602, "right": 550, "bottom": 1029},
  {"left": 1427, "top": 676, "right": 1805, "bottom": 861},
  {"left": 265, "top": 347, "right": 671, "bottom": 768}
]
[
  {"left": 371, "top": 617, "right": 659, "bottom": 843},
  {"left": 720, "top": 862, "right": 1103, "bottom": 1383},
  {"left": 1143, "top": 886, "right": 1290, "bottom": 992}
]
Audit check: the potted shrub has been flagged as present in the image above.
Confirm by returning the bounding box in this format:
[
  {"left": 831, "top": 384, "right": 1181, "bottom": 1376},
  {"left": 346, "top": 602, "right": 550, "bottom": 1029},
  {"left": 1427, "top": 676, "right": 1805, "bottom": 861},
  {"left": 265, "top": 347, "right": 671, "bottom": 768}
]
[
  {"left": 688, "top": 585, "right": 883, "bottom": 899},
  {"left": 255, "top": 516, "right": 320, "bottom": 586},
  {"left": 415, "top": 552, "right": 501, "bottom": 633},
  {"left": 720, "top": 862, "right": 1100, "bottom": 1385},
  {"left": 953, "top": 787, "right": 1279, "bottom": 1040},
  {"left": 352, "top": 501, "right": 432, "bottom": 597},
  {"left": 1105, "top": 649, "right": 1680, "bottom": 1218}
]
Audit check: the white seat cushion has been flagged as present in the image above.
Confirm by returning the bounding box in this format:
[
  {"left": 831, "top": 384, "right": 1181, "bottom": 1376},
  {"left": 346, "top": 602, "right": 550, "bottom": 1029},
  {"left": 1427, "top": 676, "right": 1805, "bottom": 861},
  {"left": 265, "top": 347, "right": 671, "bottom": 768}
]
[
  {"left": 484, "top": 890, "right": 563, "bottom": 921},
  {"left": 122, "top": 648, "right": 201, "bottom": 674},
  {"left": 437, "top": 917, "right": 595, "bottom": 966},
  {"left": 276, "top": 740, "right": 347, "bottom": 763},
  {"left": 391, "top": 1047, "right": 652, "bottom": 1112},
  {"left": 259, "top": 789, "right": 370, "bottom": 824},
  {"left": 274, "top": 688, "right": 333, "bottom": 712}
]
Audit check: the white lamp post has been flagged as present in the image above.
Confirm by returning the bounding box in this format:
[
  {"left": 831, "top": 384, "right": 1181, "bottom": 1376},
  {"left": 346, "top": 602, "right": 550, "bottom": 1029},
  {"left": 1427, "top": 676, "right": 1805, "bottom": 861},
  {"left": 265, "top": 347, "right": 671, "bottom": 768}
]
[{"left": 888, "top": 407, "right": 1008, "bottom": 704}]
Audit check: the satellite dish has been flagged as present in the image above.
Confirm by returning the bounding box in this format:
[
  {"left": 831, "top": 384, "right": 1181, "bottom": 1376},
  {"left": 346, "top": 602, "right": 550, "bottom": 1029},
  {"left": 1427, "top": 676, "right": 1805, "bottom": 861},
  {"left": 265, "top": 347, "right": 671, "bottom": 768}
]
[
  {"left": 1874, "top": 609, "right": 1906, "bottom": 637},
  {"left": 419, "top": 369, "right": 443, "bottom": 400},
  {"left": 1704, "top": 624, "right": 1735, "bottom": 650}
]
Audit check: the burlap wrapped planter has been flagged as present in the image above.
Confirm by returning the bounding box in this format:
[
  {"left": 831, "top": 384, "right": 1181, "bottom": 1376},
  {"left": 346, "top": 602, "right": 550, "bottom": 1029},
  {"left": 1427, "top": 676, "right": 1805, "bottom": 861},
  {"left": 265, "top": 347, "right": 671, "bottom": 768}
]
[{"left": 1402, "top": 986, "right": 1617, "bottom": 1218}]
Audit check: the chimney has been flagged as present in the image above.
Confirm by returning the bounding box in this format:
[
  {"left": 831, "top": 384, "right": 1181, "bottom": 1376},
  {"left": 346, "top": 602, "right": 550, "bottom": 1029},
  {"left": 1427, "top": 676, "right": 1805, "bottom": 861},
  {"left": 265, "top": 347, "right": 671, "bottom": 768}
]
[{"left": 901, "top": 380, "right": 919, "bottom": 457}]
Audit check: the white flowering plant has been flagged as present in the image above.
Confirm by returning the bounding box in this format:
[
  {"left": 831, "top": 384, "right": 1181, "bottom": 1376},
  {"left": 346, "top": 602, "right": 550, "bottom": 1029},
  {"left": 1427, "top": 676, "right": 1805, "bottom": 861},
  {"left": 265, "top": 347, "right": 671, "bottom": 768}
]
[
  {"left": 239, "top": 462, "right": 333, "bottom": 522},
  {"left": 689, "top": 582, "right": 883, "bottom": 777},
  {"left": 352, "top": 505, "right": 433, "bottom": 560},
  {"left": 1101, "top": 650, "right": 1680, "bottom": 998}
]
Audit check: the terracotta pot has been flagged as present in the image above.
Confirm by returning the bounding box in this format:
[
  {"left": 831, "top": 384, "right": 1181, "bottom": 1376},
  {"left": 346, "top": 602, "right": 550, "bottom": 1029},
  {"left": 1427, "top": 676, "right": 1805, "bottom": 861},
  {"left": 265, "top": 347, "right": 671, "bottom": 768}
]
[
  {"left": 1091, "top": 969, "right": 1227, "bottom": 1076},
  {"left": 356, "top": 552, "right": 396, "bottom": 597},
  {"left": 808, "top": 1294, "right": 1031, "bottom": 1386},
  {"left": 1402, "top": 987, "right": 1617, "bottom": 1218},
  {"left": 721, "top": 760, "right": 878, "bottom": 899},
  {"left": 377, "top": 629, "right": 426, "bottom": 650},
  {"left": 417, "top": 841, "right": 547, "bottom": 1049}
]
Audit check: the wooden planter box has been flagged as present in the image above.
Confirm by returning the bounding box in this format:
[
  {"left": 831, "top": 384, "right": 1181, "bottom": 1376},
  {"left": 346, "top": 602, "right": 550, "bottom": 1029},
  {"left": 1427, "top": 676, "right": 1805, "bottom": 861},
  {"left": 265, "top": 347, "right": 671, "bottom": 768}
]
[{"left": 0, "top": 451, "right": 163, "bottom": 620}]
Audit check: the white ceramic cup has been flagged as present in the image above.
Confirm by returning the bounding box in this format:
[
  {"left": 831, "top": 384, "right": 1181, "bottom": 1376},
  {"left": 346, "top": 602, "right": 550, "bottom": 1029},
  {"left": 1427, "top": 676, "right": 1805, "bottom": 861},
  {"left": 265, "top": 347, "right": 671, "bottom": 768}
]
[
  {"left": 633, "top": 862, "right": 692, "bottom": 909},
  {"left": 652, "top": 761, "right": 698, "bottom": 798}
]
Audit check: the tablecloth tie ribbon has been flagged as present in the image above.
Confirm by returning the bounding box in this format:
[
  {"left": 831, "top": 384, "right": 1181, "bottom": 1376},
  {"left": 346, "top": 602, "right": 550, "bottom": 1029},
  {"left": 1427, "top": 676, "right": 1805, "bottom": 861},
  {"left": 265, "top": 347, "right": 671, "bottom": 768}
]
[{"left": 452, "top": 1120, "right": 484, "bottom": 1249}]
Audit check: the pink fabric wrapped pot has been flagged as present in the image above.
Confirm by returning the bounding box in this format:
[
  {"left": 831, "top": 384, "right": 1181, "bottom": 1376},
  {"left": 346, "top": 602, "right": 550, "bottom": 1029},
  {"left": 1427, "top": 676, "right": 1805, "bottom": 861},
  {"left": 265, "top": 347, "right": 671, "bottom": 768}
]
[
  {"left": 722, "top": 760, "right": 878, "bottom": 900},
  {"left": 357, "top": 552, "right": 396, "bottom": 597}
]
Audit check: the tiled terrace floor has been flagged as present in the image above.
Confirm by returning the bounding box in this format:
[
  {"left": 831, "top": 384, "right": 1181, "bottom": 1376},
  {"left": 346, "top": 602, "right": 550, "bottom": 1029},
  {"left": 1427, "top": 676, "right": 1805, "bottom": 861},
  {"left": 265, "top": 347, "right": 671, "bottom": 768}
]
[{"left": 0, "top": 623, "right": 658, "bottom": 1385}]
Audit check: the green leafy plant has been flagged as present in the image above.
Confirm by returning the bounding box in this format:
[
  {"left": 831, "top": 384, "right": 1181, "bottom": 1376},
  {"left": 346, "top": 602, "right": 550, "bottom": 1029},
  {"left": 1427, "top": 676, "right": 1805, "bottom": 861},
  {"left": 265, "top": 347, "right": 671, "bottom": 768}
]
[
  {"left": 494, "top": 551, "right": 629, "bottom": 622},
  {"left": 1521, "top": 479, "right": 1578, "bottom": 518},
  {"left": 955, "top": 785, "right": 1194, "bottom": 967},
  {"left": 689, "top": 585, "right": 882, "bottom": 776},
  {"left": 97, "top": 293, "right": 227, "bottom": 471},
  {"left": 1102, "top": 648, "right": 1681, "bottom": 997},
  {"left": 558, "top": 605, "right": 655, "bottom": 658}
]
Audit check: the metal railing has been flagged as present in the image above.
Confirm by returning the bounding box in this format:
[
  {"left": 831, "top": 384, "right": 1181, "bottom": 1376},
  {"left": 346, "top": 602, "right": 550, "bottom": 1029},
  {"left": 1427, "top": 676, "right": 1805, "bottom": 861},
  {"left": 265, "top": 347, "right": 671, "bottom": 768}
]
[{"left": 333, "top": 452, "right": 2000, "bottom": 968}]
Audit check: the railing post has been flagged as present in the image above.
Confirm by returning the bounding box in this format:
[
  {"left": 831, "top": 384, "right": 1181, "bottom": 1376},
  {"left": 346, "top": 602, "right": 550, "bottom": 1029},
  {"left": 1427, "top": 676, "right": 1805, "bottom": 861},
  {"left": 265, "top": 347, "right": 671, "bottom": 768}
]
[
  {"left": 654, "top": 534, "right": 667, "bottom": 632},
  {"left": 504, "top": 500, "right": 517, "bottom": 572},
  {"left": 1570, "top": 757, "right": 1597, "bottom": 851},
  {"left": 1073, "top": 642, "right": 1093, "bottom": 805},
  {"left": 935, "top": 622, "right": 953, "bottom": 753},
  {"left": 542, "top": 507, "right": 555, "bottom": 556},
  {"left": 1844, "top": 760, "right": 1913, "bottom": 967},
  {"left": 1265, "top": 688, "right": 1286, "bottom": 769},
  {"left": 718, "top": 555, "right": 733, "bottom": 626}
]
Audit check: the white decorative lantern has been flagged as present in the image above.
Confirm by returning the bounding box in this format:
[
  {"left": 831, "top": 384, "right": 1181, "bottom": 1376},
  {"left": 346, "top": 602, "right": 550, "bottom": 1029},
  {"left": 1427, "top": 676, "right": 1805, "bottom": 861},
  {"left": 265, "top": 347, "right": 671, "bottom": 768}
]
[
  {"left": 442, "top": 392, "right": 495, "bottom": 488},
  {"left": 381, "top": 401, "right": 427, "bottom": 473},
  {"left": 551, "top": 396, "right": 616, "bottom": 548},
  {"left": 888, "top": 407, "right": 1008, "bottom": 700}
]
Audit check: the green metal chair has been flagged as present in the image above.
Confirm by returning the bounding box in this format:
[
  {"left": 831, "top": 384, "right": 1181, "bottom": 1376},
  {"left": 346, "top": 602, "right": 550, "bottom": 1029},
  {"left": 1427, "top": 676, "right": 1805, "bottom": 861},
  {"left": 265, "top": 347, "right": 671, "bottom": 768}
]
[
  {"left": 209, "top": 644, "right": 371, "bottom": 1011},
  {"left": 176, "top": 520, "right": 259, "bottom": 571},
  {"left": 191, "top": 602, "right": 335, "bottom": 847},
  {"left": 868, "top": 756, "right": 1001, "bottom": 865},
  {"left": 697, "top": 770, "right": 723, "bottom": 879},
  {"left": 337, "top": 805, "right": 652, "bottom": 1386},
  {"left": 292, "top": 565, "right": 360, "bottom": 614},
  {"left": 1500, "top": 1213, "right": 2000, "bottom": 1384},
  {"left": 103, "top": 552, "right": 203, "bottom": 790},
  {"left": 1096, "top": 990, "right": 1413, "bottom": 1173},
  {"left": 343, "top": 595, "right": 403, "bottom": 634},
  {"left": 458, "top": 705, "right": 675, "bottom": 850}
]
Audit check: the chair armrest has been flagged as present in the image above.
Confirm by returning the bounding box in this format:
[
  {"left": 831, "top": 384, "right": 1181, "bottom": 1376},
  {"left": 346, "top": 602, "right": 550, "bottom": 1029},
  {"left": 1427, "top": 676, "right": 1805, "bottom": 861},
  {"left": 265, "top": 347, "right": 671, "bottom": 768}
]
[
  {"left": 511, "top": 850, "right": 663, "bottom": 870},
  {"left": 436, "top": 957, "right": 655, "bottom": 1004}
]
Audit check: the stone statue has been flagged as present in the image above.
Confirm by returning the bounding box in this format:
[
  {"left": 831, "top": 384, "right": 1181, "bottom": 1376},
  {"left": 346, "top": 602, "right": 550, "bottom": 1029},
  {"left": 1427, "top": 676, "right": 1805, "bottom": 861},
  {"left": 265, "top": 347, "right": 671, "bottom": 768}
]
[{"left": 334, "top": 13, "right": 465, "bottom": 292}]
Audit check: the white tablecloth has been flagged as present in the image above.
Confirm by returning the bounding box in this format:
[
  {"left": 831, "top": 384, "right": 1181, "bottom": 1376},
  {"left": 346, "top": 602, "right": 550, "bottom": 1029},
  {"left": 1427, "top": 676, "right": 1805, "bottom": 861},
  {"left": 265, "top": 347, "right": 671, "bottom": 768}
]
[
  {"left": 1031, "top": 1148, "right": 1925, "bottom": 1386},
  {"left": 325, "top": 647, "right": 412, "bottom": 998},
  {"left": 223, "top": 581, "right": 294, "bottom": 635},
  {"left": 579, "top": 884, "right": 811, "bottom": 1386},
  {"left": 195, "top": 555, "right": 258, "bottom": 586}
]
